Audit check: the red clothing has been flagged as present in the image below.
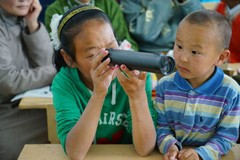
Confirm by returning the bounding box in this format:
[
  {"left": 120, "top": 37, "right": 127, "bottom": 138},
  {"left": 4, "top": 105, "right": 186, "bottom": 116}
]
[{"left": 216, "top": 2, "right": 240, "bottom": 63}]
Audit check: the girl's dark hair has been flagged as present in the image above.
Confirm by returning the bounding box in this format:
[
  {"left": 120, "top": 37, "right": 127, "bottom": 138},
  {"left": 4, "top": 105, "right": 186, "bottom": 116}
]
[{"left": 53, "top": 5, "right": 111, "bottom": 72}]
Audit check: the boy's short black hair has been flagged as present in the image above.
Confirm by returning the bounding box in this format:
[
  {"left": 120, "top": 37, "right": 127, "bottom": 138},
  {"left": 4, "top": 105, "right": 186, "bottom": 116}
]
[{"left": 184, "top": 9, "right": 232, "bottom": 50}]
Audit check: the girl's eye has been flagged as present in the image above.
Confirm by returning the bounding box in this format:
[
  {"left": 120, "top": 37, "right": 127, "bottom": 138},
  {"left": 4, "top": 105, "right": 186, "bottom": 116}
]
[
  {"left": 86, "top": 49, "right": 100, "bottom": 59},
  {"left": 86, "top": 54, "right": 95, "bottom": 59}
]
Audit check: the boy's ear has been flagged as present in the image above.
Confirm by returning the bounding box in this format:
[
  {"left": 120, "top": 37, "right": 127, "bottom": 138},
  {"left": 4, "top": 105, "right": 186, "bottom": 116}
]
[
  {"left": 216, "top": 49, "right": 230, "bottom": 66},
  {"left": 60, "top": 49, "right": 76, "bottom": 68}
]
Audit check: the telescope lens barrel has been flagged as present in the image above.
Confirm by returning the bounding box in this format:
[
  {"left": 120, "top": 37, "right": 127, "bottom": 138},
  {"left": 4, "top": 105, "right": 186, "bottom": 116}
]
[{"left": 106, "top": 49, "right": 175, "bottom": 75}]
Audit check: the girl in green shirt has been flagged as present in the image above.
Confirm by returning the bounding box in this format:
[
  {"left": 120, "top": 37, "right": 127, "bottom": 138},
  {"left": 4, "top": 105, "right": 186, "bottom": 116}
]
[{"left": 51, "top": 5, "right": 157, "bottom": 160}]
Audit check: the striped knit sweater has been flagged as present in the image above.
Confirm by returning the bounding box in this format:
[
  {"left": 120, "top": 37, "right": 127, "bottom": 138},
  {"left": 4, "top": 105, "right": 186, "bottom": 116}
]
[{"left": 155, "top": 67, "right": 240, "bottom": 160}]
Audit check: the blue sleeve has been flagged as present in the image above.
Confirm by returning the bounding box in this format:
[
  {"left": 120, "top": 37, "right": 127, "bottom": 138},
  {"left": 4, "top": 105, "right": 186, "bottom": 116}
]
[{"left": 155, "top": 77, "right": 182, "bottom": 154}]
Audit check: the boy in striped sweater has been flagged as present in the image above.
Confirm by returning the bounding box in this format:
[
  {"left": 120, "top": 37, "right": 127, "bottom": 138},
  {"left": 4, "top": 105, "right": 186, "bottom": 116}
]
[{"left": 155, "top": 9, "right": 240, "bottom": 160}]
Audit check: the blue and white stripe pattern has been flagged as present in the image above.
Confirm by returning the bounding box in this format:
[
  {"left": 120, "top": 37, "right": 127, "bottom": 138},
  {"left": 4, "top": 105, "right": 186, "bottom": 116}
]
[{"left": 155, "top": 67, "right": 240, "bottom": 160}]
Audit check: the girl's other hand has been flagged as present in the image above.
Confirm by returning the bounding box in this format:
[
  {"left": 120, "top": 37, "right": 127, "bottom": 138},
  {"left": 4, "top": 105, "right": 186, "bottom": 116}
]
[{"left": 116, "top": 65, "right": 147, "bottom": 99}]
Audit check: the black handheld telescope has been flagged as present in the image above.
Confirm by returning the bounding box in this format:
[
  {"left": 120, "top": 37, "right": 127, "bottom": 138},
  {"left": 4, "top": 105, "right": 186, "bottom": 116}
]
[{"left": 104, "top": 49, "right": 175, "bottom": 75}]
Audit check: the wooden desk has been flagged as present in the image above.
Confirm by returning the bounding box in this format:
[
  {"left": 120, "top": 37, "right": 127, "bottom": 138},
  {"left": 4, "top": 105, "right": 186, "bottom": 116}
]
[
  {"left": 18, "top": 144, "right": 240, "bottom": 160},
  {"left": 202, "top": 2, "right": 218, "bottom": 10},
  {"left": 220, "top": 63, "right": 240, "bottom": 76},
  {"left": 19, "top": 97, "right": 58, "bottom": 144},
  {"left": 227, "top": 63, "right": 240, "bottom": 75}
]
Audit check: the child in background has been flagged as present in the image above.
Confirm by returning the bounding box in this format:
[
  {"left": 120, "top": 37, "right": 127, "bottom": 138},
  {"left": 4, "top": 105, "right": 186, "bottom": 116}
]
[
  {"left": 216, "top": 0, "right": 240, "bottom": 63},
  {"left": 0, "top": 0, "right": 56, "bottom": 160},
  {"left": 155, "top": 9, "right": 240, "bottom": 160},
  {"left": 45, "top": 0, "right": 138, "bottom": 51},
  {"left": 50, "top": 5, "right": 156, "bottom": 160},
  {"left": 120, "top": 0, "right": 203, "bottom": 53},
  {"left": 38, "top": 0, "right": 54, "bottom": 22}
]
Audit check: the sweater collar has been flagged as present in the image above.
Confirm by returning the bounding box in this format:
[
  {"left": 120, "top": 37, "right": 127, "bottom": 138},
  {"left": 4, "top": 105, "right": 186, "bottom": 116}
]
[{"left": 173, "top": 67, "right": 224, "bottom": 94}]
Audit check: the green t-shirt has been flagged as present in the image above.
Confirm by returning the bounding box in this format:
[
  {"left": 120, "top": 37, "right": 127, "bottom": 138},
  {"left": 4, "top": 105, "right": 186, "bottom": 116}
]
[
  {"left": 51, "top": 67, "right": 157, "bottom": 152},
  {"left": 44, "top": 0, "right": 138, "bottom": 51}
]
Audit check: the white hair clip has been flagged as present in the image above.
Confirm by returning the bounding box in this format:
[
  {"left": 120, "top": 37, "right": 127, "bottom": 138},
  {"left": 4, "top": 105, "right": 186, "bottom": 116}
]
[{"left": 50, "top": 14, "right": 63, "bottom": 50}]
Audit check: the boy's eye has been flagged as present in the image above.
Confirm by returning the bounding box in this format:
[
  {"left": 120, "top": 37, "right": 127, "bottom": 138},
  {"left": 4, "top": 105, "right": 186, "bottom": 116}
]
[
  {"left": 192, "top": 51, "right": 199, "bottom": 55},
  {"left": 177, "top": 44, "right": 182, "bottom": 49}
]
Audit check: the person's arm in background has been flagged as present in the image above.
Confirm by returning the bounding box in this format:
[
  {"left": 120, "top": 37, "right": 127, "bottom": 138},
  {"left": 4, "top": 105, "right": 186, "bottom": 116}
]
[
  {"left": 23, "top": 0, "right": 55, "bottom": 67},
  {"left": 97, "top": 0, "right": 139, "bottom": 51},
  {"left": 23, "top": 23, "right": 55, "bottom": 67}
]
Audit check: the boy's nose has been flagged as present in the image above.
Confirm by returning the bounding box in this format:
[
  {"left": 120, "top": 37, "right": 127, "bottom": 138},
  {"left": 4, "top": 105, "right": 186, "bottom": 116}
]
[{"left": 179, "top": 52, "right": 188, "bottom": 62}]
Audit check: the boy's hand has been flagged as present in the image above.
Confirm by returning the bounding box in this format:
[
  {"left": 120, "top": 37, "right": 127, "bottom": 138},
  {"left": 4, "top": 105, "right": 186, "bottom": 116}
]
[
  {"left": 178, "top": 148, "right": 201, "bottom": 160},
  {"left": 25, "top": 0, "right": 42, "bottom": 33},
  {"left": 163, "top": 144, "right": 179, "bottom": 160}
]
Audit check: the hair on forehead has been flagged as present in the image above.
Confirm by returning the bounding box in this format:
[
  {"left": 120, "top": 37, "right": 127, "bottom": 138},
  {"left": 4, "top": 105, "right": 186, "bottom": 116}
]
[
  {"left": 60, "top": 4, "right": 111, "bottom": 37},
  {"left": 59, "top": 5, "right": 111, "bottom": 60},
  {"left": 53, "top": 5, "right": 112, "bottom": 72},
  {"left": 183, "top": 9, "right": 232, "bottom": 49}
]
